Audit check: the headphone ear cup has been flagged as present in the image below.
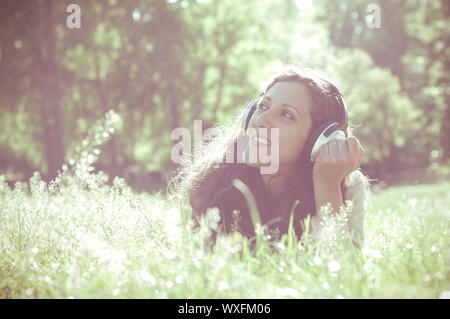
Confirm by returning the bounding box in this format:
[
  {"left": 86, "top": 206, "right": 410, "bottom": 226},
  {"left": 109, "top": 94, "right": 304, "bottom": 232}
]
[
  {"left": 310, "top": 129, "right": 346, "bottom": 161},
  {"left": 301, "top": 122, "right": 331, "bottom": 162},
  {"left": 301, "top": 122, "right": 346, "bottom": 162}
]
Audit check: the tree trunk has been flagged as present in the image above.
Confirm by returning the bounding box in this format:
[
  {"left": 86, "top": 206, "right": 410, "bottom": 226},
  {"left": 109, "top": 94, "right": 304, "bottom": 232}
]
[
  {"left": 170, "top": 81, "right": 181, "bottom": 131},
  {"left": 40, "top": 1, "right": 65, "bottom": 181},
  {"left": 212, "top": 61, "right": 227, "bottom": 117}
]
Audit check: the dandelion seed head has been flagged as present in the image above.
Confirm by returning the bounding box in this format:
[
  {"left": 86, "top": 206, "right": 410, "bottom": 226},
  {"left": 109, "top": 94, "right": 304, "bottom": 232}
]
[
  {"left": 218, "top": 281, "right": 229, "bottom": 291},
  {"left": 313, "top": 256, "right": 322, "bottom": 265},
  {"left": 165, "top": 250, "right": 177, "bottom": 260},
  {"left": 166, "top": 281, "right": 173, "bottom": 288},
  {"left": 364, "top": 248, "right": 383, "bottom": 259},
  {"left": 328, "top": 260, "right": 341, "bottom": 272},
  {"left": 408, "top": 198, "right": 417, "bottom": 207},
  {"left": 140, "top": 270, "right": 155, "bottom": 285},
  {"left": 196, "top": 249, "right": 204, "bottom": 259},
  {"left": 276, "top": 287, "right": 299, "bottom": 298},
  {"left": 87, "top": 154, "right": 96, "bottom": 164}
]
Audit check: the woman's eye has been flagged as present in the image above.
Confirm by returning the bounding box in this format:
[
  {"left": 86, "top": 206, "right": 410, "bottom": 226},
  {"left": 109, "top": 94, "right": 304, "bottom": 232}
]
[
  {"left": 258, "top": 103, "right": 295, "bottom": 120},
  {"left": 258, "top": 102, "right": 267, "bottom": 110},
  {"left": 283, "top": 110, "right": 295, "bottom": 120}
]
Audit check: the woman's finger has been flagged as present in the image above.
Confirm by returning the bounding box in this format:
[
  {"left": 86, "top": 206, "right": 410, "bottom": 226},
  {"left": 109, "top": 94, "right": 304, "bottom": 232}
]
[
  {"left": 345, "top": 136, "right": 358, "bottom": 153},
  {"left": 315, "top": 142, "right": 328, "bottom": 161},
  {"left": 328, "top": 139, "right": 338, "bottom": 160},
  {"left": 336, "top": 139, "right": 348, "bottom": 160},
  {"left": 346, "top": 136, "right": 358, "bottom": 163}
]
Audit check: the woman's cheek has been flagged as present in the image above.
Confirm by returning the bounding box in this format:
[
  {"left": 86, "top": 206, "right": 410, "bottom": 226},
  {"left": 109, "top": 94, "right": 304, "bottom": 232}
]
[{"left": 277, "top": 137, "right": 291, "bottom": 163}]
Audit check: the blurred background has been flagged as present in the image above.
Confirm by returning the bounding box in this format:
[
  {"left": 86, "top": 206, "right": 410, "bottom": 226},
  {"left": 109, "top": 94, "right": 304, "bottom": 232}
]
[{"left": 0, "top": 0, "right": 448, "bottom": 194}]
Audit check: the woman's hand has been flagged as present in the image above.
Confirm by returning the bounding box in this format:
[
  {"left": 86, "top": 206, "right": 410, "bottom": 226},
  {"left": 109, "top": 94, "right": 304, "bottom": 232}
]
[{"left": 312, "top": 136, "right": 364, "bottom": 185}]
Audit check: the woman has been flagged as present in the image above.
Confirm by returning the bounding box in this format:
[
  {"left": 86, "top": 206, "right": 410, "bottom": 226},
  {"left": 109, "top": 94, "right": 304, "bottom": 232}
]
[{"left": 172, "top": 65, "right": 370, "bottom": 250}]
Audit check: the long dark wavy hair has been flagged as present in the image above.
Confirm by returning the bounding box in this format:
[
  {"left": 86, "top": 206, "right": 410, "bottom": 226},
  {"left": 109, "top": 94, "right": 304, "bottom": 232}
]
[{"left": 171, "top": 65, "right": 368, "bottom": 244}]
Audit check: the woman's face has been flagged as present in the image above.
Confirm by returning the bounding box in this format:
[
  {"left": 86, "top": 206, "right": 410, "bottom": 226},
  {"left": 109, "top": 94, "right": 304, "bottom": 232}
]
[{"left": 243, "top": 81, "right": 314, "bottom": 172}]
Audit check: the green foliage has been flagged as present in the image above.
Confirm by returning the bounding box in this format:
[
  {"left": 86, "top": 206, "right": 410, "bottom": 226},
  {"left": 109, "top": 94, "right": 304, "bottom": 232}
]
[
  {"left": 0, "top": 0, "right": 448, "bottom": 185},
  {"left": 1, "top": 0, "right": 449, "bottom": 300},
  {"left": 335, "top": 49, "right": 423, "bottom": 162}
]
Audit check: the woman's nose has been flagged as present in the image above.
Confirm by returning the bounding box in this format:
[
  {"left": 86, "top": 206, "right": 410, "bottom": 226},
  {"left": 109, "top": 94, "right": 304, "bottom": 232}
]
[{"left": 254, "top": 108, "right": 276, "bottom": 129}]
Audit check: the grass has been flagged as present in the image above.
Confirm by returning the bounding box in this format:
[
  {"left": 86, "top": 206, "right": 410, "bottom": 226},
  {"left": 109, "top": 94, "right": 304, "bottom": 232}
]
[{"left": 0, "top": 167, "right": 448, "bottom": 299}]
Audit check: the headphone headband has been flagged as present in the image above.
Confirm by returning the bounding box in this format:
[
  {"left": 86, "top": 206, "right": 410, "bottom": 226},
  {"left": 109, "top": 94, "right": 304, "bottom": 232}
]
[
  {"left": 241, "top": 92, "right": 264, "bottom": 132},
  {"left": 317, "top": 78, "right": 348, "bottom": 130}
]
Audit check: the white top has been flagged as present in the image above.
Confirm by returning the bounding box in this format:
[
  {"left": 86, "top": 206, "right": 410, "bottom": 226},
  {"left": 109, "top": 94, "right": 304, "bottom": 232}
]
[{"left": 309, "top": 170, "right": 369, "bottom": 250}]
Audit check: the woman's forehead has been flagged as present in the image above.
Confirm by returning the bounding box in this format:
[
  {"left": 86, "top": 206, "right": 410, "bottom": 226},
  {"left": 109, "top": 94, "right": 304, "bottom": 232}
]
[{"left": 265, "top": 81, "right": 314, "bottom": 111}]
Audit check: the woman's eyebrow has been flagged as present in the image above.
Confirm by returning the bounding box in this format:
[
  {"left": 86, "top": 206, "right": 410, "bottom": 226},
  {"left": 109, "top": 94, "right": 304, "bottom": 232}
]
[{"left": 263, "top": 96, "right": 302, "bottom": 116}]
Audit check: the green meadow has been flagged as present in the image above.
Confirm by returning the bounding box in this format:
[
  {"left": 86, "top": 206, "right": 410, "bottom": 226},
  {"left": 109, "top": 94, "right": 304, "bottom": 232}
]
[{"left": 1, "top": 166, "right": 448, "bottom": 299}]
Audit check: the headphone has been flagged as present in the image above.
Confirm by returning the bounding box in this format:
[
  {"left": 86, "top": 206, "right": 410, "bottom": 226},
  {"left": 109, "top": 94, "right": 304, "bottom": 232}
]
[{"left": 241, "top": 78, "right": 348, "bottom": 163}]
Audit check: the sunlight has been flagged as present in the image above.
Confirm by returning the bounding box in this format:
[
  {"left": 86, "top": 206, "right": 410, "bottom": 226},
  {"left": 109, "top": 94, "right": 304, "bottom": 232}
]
[
  {"left": 294, "top": 0, "right": 313, "bottom": 10},
  {"left": 132, "top": 9, "right": 141, "bottom": 21},
  {"left": 1, "top": 0, "right": 449, "bottom": 300}
]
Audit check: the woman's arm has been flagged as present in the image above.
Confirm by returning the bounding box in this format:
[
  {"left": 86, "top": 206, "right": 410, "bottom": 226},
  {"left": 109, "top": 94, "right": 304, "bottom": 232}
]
[
  {"left": 309, "top": 176, "right": 348, "bottom": 244},
  {"left": 308, "top": 136, "right": 365, "bottom": 248},
  {"left": 311, "top": 135, "right": 364, "bottom": 216},
  {"left": 312, "top": 178, "right": 344, "bottom": 217}
]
